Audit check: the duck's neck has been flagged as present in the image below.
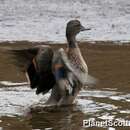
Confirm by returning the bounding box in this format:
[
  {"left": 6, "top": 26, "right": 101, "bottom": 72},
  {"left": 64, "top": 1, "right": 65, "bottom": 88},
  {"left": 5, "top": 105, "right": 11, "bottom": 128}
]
[
  {"left": 66, "top": 33, "right": 78, "bottom": 48},
  {"left": 66, "top": 33, "right": 88, "bottom": 73}
]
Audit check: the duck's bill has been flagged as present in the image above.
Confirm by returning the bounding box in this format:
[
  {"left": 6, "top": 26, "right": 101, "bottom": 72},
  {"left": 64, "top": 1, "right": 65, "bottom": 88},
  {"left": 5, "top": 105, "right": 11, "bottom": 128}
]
[{"left": 80, "top": 25, "right": 91, "bottom": 31}]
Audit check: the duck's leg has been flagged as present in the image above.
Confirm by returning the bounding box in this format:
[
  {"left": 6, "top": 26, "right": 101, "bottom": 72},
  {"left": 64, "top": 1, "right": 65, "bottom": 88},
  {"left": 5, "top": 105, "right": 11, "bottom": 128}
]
[
  {"left": 45, "top": 76, "right": 80, "bottom": 106},
  {"left": 45, "top": 67, "right": 70, "bottom": 105},
  {"left": 46, "top": 70, "right": 73, "bottom": 105},
  {"left": 57, "top": 81, "right": 81, "bottom": 106},
  {"left": 45, "top": 84, "right": 61, "bottom": 105}
]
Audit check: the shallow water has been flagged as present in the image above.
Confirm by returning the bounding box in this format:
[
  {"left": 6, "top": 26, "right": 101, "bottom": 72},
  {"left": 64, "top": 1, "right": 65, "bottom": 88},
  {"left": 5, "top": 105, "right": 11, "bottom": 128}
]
[
  {"left": 0, "top": 83, "right": 130, "bottom": 130},
  {"left": 0, "top": 43, "right": 130, "bottom": 130}
]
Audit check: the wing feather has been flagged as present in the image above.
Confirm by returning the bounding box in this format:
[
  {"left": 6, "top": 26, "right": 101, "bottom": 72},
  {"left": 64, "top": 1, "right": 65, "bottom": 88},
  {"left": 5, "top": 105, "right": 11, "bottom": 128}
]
[
  {"left": 9, "top": 47, "right": 38, "bottom": 72},
  {"left": 8, "top": 45, "right": 56, "bottom": 94}
]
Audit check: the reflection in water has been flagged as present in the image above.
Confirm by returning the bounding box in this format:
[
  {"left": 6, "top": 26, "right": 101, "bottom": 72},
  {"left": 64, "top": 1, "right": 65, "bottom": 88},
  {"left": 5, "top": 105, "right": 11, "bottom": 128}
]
[
  {"left": 29, "top": 106, "right": 85, "bottom": 130},
  {"left": 108, "top": 128, "right": 115, "bottom": 130},
  {"left": 0, "top": 85, "right": 130, "bottom": 130}
]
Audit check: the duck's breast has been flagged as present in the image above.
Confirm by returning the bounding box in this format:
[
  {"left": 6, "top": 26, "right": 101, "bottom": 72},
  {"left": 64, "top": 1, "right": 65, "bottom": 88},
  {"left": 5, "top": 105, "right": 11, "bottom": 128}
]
[{"left": 67, "top": 48, "right": 88, "bottom": 73}]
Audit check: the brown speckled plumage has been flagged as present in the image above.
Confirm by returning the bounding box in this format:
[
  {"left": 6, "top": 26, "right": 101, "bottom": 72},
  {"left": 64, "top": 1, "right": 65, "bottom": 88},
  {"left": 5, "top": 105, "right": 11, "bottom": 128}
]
[{"left": 67, "top": 48, "right": 87, "bottom": 73}]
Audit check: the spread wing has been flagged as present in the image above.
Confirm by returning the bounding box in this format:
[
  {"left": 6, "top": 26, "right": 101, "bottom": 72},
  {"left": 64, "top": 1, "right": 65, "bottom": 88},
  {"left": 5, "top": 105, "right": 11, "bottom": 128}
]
[{"left": 8, "top": 45, "right": 56, "bottom": 95}]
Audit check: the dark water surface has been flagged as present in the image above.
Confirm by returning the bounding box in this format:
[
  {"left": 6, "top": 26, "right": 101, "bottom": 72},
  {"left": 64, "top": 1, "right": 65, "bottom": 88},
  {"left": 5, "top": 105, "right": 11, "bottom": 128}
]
[{"left": 0, "top": 42, "right": 130, "bottom": 130}]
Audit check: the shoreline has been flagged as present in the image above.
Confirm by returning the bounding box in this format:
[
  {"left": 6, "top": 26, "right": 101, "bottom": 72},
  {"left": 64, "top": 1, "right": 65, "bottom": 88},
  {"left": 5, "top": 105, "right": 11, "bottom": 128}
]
[{"left": 0, "top": 40, "right": 130, "bottom": 46}]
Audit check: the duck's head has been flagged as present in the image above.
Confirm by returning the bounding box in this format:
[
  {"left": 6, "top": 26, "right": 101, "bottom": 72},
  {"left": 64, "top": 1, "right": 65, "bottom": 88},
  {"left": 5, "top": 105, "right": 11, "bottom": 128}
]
[{"left": 66, "top": 20, "right": 90, "bottom": 47}]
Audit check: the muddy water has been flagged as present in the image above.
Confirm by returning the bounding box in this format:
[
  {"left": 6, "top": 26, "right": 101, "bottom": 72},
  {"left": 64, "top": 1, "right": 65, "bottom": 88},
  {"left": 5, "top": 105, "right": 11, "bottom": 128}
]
[{"left": 0, "top": 42, "right": 130, "bottom": 130}]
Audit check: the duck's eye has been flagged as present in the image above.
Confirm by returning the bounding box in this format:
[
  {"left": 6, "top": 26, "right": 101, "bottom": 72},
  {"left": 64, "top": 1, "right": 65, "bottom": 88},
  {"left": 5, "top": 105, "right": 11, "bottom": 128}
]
[{"left": 75, "top": 24, "right": 80, "bottom": 27}]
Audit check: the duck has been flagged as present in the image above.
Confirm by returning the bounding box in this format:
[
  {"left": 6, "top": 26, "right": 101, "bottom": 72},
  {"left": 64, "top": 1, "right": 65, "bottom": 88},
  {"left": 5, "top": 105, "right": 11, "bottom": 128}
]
[{"left": 10, "top": 20, "right": 96, "bottom": 106}]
